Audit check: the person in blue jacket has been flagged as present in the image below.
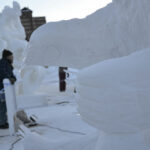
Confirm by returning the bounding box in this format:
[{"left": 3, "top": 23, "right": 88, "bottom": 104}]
[{"left": 0, "top": 49, "right": 16, "bottom": 129}]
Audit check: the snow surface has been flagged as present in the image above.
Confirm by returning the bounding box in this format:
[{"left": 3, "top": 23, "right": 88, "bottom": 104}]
[
  {"left": 0, "top": 1, "right": 28, "bottom": 69},
  {"left": 77, "top": 47, "right": 150, "bottom": 132},
  {"left": 77, "top": 48, "right": 150, "bottom": 149},
  {"left": 0, "top": 2, "right": 62, "bottom": 96},
  {"left": 24, "top": 0, "right": 150, "bottom": 149},
  {"left": 0, "top": 95, "right": 98, "bottom": 150},
  {"left": 19, "top": 66, "right": 59, "bottom": 95},
  {"left": 23, "top": 103, "right": 98, "bottom": 150},
  {"left": 1, "top": 0, "right": 150, "bottom": 150},
  {"left": 26, "top": 0, "right": 150, "bottom": 69}
]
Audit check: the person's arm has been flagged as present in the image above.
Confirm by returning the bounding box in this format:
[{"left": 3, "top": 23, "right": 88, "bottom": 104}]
[
  {"left": 0, "top": 63, "right": 16, "bottom": 84},
  {"left": 9, "top": 69, "right": 16, "bottom": 85}
]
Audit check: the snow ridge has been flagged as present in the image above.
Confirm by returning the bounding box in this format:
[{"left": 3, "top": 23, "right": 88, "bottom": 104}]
[{"left": 26, "top": 0, "right": 150, "bottom": 68}]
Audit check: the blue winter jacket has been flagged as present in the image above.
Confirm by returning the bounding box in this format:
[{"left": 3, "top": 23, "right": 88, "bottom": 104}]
[{"left": 0, "top": 58, "right": 16, "bottom": 90}]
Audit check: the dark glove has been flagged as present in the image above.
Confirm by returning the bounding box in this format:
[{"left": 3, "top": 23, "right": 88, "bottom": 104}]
[{"left": 9, "top": 78, "right": 16, "bottom": 85}]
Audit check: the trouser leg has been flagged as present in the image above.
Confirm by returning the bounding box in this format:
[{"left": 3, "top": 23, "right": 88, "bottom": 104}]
[{"left": 0, "top": 101, "right": 7, "bottom": 126}]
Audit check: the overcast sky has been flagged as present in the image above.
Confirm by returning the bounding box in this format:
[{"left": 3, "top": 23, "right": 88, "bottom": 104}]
[{"left": 0, "top": 0, "right": 112, "bottom": 22}]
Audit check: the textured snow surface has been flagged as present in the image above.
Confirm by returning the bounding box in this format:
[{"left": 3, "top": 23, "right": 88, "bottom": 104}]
[
  {"left": 26, "top": 0, "right": 150, "bottom": 69},
  {"left": 24, "top": 1, "right": 150, "bottom": 149},
  {"left": 77, "top": 48, "right": 150, "bottom": 133},
  {"left": 1, "top": 0, "right": 150, "bottom": 150},
  {"left": 0, "top": 1, "right": 28, "bottom": 69},
  {"left": 0, "top": 2, "right": 58, "bottom": 96},
  {"left": 0, "top": 98, "right": 98, "bottom": 150}
]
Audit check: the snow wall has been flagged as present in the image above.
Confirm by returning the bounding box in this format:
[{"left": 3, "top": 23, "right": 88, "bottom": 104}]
[
  {"left": 0, "top": 2, "right": 59, "bottom": 95},
  {"left": 77, "top": 47, "right": 150, "bottom": 150},
  {"left": 0, "top": 1, "right": 28, "bottom": 69},
  {"left": 25, "top": 0, "right": 150, "bottom": 149},
  {"left": 77, "top": 48, "right": 150, "bottom": 133},
  {"left": 26, "top": 0, "right": 150, "bottom": 69},
  {"left": 25, "top": 0, "right": 150, "bottom": 132}
]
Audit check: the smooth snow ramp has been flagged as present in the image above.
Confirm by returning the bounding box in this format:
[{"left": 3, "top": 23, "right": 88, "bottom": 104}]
[{"left": 26, "top": 0, "right": 150, "bottom": 69}]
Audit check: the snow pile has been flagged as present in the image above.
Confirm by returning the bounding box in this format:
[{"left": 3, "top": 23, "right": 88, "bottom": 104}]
[
  {"left": 77, "top": 48, "right": 150, "bottom": 134},
  {"left": 0, "top": 1, "right": 28, "bottom": 69},
  {"left": 22, "top": 104, "right": 98, "bottom": 150},
  {"left": 20, "top": 66, "right": 49, "bottom": 94},
  {"left": 94, "top": 131, "right": 150, "bottom": 150},
  {"left": 24, "top": 0, "right": 150, "bottom": 148},
  {"left": 19, "top": 66, "right": 60, "bottom": 95},
  {"left": 0, "top": 2, "right": 60, "bottom": 96},
  {"left": 26, "top": 0, "right": 150, "bottom": 69},
  {"left": 23, "top": 132, "right": 97, "bottom": 150}
]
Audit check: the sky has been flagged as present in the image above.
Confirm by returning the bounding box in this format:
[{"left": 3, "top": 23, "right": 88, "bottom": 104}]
[{"left": 0, "top": 0, "right": 112, "bottom": 22}]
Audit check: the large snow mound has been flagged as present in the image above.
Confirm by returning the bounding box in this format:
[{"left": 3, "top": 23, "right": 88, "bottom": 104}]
[
  {"left": 77, "top": 48, "right": 150, "bottom": 133},
  {"left": 26, "top": 0, "right": 150, "bottom": 69}
]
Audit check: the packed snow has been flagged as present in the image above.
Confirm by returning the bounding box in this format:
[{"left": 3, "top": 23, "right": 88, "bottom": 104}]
[
  {"left": 0, "top": 99, "right": 98, "bottom": 150},
  {"left": 1, "top": 0, "right": 150, "bottom": 150},
  {"left": 78, "top": 47, "right": 150, "bottom": 132},
  {"left": 77, "top": 48, "right": 150, "bottom": 149},
  {"left": 0, "top": 2, "right": 97, "bottom": 150},
  {"left": 26, "top": 0, "right": 150, "bottom": 69},
  {"left": 23, "top": 104, "right": 98, "bottom": 150},
  {"left": 25, "top": 0, "right": 150, "bottom": 149},
  {"left": 0, "top": 2, "right": 63, "bottom": 96},
  {"left": 0, "top": 1, "right": 27, "bottom": 69}
]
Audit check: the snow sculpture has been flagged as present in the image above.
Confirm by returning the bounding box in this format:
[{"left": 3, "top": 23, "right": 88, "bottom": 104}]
[
  {"left": 0, "top": 1, "right": 28, "bottom": 69},
  {"left": 26, "top": 0, "right": 150, "bottom": 69},
  {"left": 0, "top": 2, "right": 53, "bottom": 95},
  {"left": 20, "top": 66, "right": 47, "bottom": 94},
  {"left": 77, "top": 48, "right": 150, "bottom": 150},
  {"left": 25, "top": 0, "right": 150, "bottom": 149}
]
